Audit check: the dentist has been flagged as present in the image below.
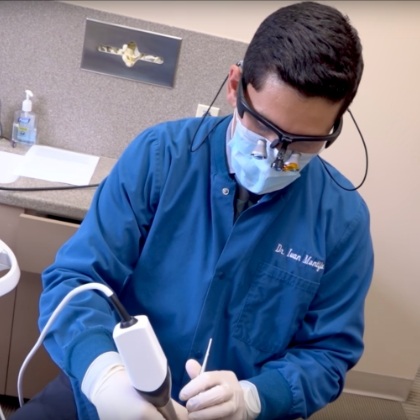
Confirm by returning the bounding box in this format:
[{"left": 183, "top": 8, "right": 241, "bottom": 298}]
[{"left": 12, "top": 2, "right": 373, "bottom": 419}]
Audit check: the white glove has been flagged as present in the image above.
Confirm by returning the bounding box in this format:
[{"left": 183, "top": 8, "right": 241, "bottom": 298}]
[
  {"left": 179, "top": 359, "right": 260, "bottom": 420},
  {"left": 82, "top": 352, "right": 188, "bottom": 420}
]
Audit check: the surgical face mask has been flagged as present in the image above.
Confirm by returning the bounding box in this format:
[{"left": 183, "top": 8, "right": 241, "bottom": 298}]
[{"left": 228, "top": 115, "right": 317, "bottom": 194}]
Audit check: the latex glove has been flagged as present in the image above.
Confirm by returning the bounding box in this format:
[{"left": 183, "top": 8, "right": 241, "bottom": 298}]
[
  {"left": 179, "top": 359, "right": 259, "bottom": 420},
  {"left": 87, "top": 364, "right": 188, "bottom": 420}
]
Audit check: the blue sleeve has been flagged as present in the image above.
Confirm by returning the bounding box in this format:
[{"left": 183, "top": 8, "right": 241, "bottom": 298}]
[
  {"left": 39, "top": 127, "right": 162, "bottom": 383},
  {"left": 249, "top": 198, "right": 374, "bottom": 419}
]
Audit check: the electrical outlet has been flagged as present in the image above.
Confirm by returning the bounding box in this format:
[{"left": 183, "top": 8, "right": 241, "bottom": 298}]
[{"left": 196, "top": 104, "right": 220, "bottom": 117}]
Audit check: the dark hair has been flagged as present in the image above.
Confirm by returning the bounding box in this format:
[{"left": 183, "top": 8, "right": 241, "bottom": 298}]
[{"left": 242, "top": 1, "right": 364, "bottom": 116}]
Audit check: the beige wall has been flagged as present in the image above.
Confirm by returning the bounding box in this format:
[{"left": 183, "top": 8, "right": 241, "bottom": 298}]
[{"left": 62, "top": 1, "right": 420, "bottom": 383}]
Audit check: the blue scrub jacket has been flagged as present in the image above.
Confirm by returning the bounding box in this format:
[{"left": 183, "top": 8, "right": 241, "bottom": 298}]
[{"left": 39, "top": 115, "right": 374, "bottom": 419}]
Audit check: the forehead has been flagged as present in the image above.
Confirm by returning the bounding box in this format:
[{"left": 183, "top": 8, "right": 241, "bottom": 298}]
[{"left": 245, "top": 75, "right": 343, "bottom": 136}]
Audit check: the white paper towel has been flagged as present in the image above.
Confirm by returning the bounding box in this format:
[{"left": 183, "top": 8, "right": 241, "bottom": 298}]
[{"left": 0, "top": 151, "right": 23, "bottom": 184}]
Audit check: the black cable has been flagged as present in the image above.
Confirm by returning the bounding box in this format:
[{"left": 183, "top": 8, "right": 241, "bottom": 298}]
[
  {"left": 190, "top": 73, "right": 229, "bottom": 152},
  {"left": 108, "top": 293, "right": 137, "bottom": 327},
  {"left": 0, "top": 136, "right": 101, "bottom": 192},
  {"left": 0, "top": 183, "right": 99, "bottom": 192},
  {"left": 1, "top": 70, "right": 231, "bottom": 189},
  {"left": 318, "top": 109, "right": 369, "bottom": 192},
  {"left": 188, "top": 66, "right": 369, "bottom": 193},
  {"left": 1, "top": 82, "right": 367, "bottom": 194}
]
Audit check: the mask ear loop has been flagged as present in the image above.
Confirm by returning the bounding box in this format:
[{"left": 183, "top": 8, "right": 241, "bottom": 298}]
[{"left": 318, "top": 109, "right": 369, "bottom": 191}]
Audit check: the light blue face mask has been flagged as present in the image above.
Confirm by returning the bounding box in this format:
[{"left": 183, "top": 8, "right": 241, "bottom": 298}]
[{"left": 228, "top": 115, "right": 317, "bottom": 194}]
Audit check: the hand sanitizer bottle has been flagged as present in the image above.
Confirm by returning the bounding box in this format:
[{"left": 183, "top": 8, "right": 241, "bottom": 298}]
[{"left": 12, "top": 90, "right": 37, "bottom": 147}]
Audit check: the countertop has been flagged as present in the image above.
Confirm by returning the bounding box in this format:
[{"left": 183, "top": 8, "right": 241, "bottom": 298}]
[{"left": 0, "top": 138, "right": 117, "bottom": 221}]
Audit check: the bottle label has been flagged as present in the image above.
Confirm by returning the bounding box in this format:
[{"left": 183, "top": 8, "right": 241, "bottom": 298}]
[
  {"left": 18, "top": 116, "right": 31, "bottom": 124},
  {"left": 17, "top": 122, "right": 31, "bottom": 142},
  {"left": 13, "top": 116, "right": 36, "bottom": 144}
]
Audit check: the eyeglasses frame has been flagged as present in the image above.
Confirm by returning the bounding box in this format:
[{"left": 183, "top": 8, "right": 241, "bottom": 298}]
[{"left": 236, "top": 78, "right": 343, "bottom": 150}]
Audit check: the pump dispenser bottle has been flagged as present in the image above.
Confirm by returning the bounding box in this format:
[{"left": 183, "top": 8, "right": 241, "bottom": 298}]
[{"left": 12, "top": 90, "right": 37, "bottom": 147}]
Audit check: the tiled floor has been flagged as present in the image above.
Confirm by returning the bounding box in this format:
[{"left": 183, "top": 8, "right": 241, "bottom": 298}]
[{"left": 403, "top": 367, "right": 420, "bottom": 420}]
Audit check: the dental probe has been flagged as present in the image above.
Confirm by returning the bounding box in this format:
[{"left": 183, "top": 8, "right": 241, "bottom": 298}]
[{"left": 200, "top": 338, "right": 213, "bottom": 374}]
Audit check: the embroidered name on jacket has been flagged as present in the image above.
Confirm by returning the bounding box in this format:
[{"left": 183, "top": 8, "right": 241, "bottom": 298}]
[{"left": 275, "top": 243, "right": 325, "bottom": 272}]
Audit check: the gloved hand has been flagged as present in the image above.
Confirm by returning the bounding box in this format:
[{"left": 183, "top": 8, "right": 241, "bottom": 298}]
[
  {"left": 179, "top": 359, "right": 260, "bottom": 420},
  {"left": 85, "top": 363, "right": 188, "bottom": 420}
]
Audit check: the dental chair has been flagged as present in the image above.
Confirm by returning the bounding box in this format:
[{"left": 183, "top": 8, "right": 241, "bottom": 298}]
[
  {"left": 0, "top": 239, "right": 20, "bottom": 297},
  {"left": 0, "top": 239, "right": 21, "bottom": 420}
]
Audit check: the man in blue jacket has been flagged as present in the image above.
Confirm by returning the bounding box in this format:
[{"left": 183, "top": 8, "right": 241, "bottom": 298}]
[{"left": 12, "top": 1, "right": 373, "bottom": 419}]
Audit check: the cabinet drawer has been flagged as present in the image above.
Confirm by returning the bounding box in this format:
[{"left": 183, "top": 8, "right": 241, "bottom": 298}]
[
  {"left": 0, "top": 204, "right": 22, "bottom": 251},
  {"left": 16, "top": 213, "right": 80, "bottom": 273}
]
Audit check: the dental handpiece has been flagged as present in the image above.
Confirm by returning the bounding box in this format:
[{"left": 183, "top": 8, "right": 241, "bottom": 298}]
[{"left": 113, "top": 315, "right": 177, "bottom": 420}]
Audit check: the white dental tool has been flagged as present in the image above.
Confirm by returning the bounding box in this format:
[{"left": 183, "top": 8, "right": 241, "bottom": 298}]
[{"left": 113, "top": 315, "right": 177, "bottom": 420}]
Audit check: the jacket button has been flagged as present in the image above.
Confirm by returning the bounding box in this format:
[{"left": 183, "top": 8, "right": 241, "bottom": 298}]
[{"left": 222, "top": 188, "right": 229, "bottom": 195}]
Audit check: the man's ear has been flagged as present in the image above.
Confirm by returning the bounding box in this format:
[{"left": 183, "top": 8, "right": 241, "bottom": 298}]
[{"left": 226, "top": 63, "right": 242, "bottom": 108}]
